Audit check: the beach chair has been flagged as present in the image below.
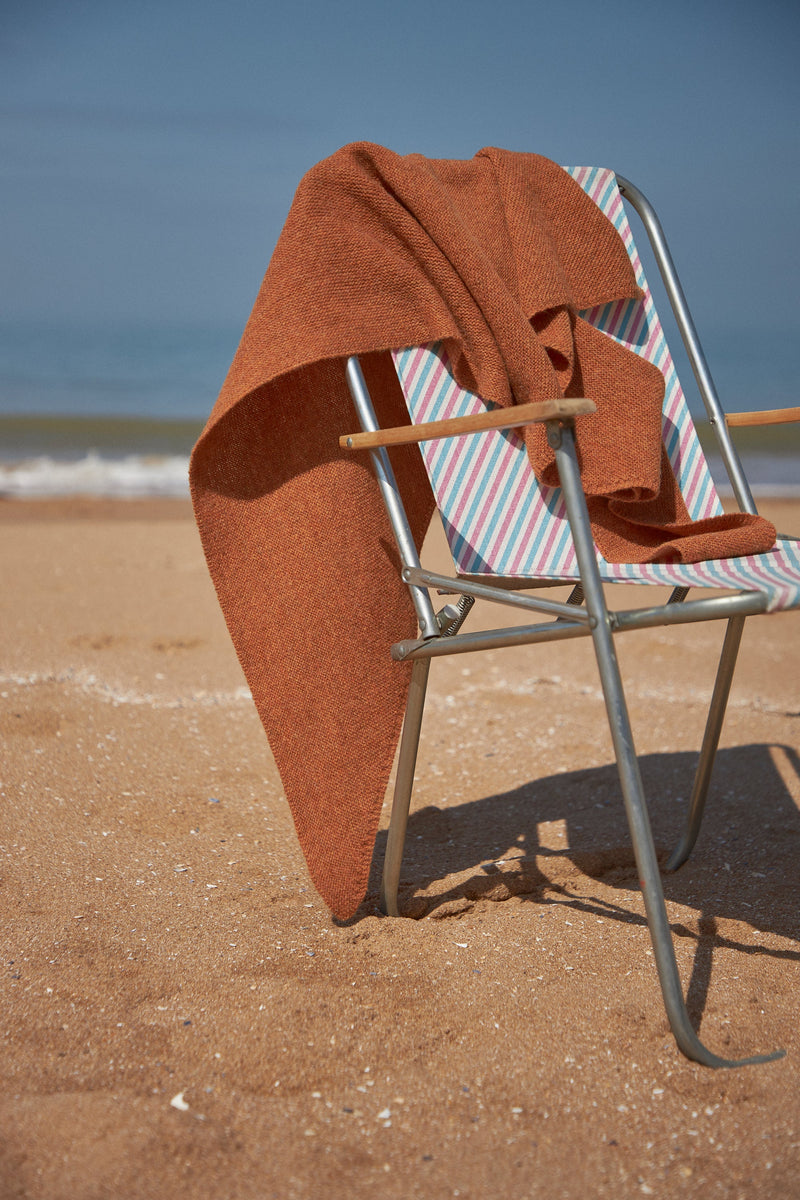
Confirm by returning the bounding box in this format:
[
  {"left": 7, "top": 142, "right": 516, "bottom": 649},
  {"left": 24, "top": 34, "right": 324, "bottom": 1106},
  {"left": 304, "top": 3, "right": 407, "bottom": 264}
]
[{"left": 340, "top": 168, "right": 800, "bottom": 1068}]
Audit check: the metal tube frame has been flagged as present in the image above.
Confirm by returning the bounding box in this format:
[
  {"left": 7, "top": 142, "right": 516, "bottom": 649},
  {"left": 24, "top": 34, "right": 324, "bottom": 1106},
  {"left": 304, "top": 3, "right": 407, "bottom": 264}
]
[
  {"left": 380, "top": 657, "right": 430, "bottom": 916},
  {"left": 343, "top": 172, "right": 786, "bottom": 1065},
  {"left": 388, "top": 573, "right": 765, "bottom": 660},
  {"left": 405, "top": 565, "right": 594, "bottom": 624},
  {"left": 549, "top": 421, "right": 781, "bottom": 1067},
  {"left": 616, "top": 176, "right": 757, "bottom": 515},
  {"left": 345, "top": 357, "right": 440, "bottom": 640},
  {"left": 665, "top": 615, "right": 746, "bottom": 871}
]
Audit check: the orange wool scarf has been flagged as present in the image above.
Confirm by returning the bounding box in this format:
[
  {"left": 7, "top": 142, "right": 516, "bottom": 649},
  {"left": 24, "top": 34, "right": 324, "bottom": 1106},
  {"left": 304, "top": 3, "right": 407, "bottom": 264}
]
[{"left": 190, "top": 144, "right": 774, "bottom": 918}]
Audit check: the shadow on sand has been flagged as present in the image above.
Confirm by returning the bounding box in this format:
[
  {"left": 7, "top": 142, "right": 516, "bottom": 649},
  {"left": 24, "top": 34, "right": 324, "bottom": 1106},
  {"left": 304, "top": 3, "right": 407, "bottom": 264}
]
[{"left": 363, "top": 742, "right": 800, "bottom": 1024}]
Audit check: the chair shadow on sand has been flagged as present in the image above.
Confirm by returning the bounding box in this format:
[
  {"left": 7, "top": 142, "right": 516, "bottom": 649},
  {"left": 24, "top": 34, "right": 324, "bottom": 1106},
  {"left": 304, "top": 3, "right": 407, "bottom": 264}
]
[{"left": 366, "top": 742, "right": 800, "bottom": 1024}]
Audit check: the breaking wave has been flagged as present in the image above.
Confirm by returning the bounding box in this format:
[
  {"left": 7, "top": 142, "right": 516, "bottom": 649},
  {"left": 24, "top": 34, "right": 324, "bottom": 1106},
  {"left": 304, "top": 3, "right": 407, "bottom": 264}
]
[{"left": 0, "top": 452, "right": 190, "bottom": 498}]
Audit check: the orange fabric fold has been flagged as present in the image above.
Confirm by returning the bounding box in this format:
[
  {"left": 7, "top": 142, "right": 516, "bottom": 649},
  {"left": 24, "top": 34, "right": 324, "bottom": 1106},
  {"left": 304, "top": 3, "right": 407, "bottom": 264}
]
[{"left": 190, "top": 144, "right": 774, "bottom": 918}]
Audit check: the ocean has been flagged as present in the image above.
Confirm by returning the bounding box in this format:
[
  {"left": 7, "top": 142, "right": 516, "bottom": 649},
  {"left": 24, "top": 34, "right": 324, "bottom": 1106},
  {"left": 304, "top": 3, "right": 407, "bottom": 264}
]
[
  {"left": 0, "top": 322, "right": 226, "bottom": 498},
  {"left": 0, "top": 320, "right": 798, "bottom": 499}
]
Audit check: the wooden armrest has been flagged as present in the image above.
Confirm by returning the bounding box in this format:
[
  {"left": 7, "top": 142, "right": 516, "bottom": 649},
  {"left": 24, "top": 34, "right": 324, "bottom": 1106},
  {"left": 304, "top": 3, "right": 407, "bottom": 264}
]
[
  {"left": 340, "top": 397, "right": 595, "bottom": 451},
  {"left": 725, "top": 407, "right": 800, "bottom": 427}
]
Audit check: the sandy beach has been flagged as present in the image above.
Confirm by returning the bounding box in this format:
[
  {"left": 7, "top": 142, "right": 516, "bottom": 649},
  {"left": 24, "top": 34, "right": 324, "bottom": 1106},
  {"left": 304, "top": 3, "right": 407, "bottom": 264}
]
[{"left": 1, "top": 495, "right": 798, "bottom": 1199}]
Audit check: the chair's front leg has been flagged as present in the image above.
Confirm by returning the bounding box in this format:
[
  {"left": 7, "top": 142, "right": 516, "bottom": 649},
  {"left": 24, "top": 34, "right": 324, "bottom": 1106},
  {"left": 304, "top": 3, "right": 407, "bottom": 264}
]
[
  {"left": 549, "top": 420, "right": 781, "bottom": 1067},
  {"left": 380, "top": 657, "right": 430, "bottom": 916}
]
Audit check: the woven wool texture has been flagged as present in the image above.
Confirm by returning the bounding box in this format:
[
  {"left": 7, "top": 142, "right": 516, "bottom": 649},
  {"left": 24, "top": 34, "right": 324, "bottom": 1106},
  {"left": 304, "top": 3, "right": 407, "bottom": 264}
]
[{"left": 190, "top": 144, "right": 774, "bottom": 918}]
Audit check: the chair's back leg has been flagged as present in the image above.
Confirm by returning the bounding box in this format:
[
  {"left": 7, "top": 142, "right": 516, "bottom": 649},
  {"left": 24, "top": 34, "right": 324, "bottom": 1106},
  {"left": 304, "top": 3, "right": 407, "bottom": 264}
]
[
  {"left": 550, "top": 420, "right": 782, "bottom": 1067},
  {"left": 380, "top": 657, "right": 431, "bottom": 916},
  {"left": 343, "top": 357, "right": 438, "bottom": 915},
  {"left": 345, "top": 356, "right": 440, "bottom": 639},
  {"left": 666, "top": 615, "right": 746, "bottom": 871}
]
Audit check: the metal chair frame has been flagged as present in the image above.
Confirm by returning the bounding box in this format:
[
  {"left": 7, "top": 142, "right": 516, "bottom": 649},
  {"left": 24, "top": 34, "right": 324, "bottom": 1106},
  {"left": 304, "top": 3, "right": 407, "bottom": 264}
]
[{"left": 343, "top": 176, "right": 790, "bottom": 1068}]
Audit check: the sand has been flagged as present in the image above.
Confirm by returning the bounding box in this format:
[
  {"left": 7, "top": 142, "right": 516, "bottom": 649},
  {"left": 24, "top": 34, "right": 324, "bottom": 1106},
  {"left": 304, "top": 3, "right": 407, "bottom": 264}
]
[{"left": 1, "top": 496, "right": 798, "bottom": 1199}]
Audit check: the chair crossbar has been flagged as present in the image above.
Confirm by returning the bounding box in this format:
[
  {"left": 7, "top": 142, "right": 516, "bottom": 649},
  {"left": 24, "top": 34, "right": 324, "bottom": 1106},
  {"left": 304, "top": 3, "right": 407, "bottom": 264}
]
[
  {"left": 391, "top": 578, "right": 767, "bottom": 662},
  {"left": 403, "top": 565, "right": 594, "bottom": 623}
]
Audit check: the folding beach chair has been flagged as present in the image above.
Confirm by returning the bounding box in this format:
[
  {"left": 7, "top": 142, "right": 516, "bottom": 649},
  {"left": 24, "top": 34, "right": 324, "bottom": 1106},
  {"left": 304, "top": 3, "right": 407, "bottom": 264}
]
[{"left": 340, "top": 168, "right": 800, "bottom": 1068}]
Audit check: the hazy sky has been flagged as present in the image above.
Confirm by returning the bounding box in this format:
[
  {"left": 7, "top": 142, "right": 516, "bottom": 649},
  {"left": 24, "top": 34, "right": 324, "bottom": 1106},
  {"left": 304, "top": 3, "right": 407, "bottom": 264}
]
[{"left": 2, "top": 0, "right": 798, "bottom": 346}]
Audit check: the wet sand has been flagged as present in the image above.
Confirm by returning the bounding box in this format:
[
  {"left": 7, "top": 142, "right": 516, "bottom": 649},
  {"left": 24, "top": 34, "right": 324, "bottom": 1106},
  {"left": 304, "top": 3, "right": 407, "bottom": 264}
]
[{"left": 1, "top": 497, "right": 798, "bottom": 1198}]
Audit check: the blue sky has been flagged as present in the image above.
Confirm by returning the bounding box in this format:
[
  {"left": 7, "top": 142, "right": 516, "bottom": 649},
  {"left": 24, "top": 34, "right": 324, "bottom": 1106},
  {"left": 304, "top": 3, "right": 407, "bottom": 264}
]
[{"left": 1, "top": 0, "right": 798, "bottom": 410}]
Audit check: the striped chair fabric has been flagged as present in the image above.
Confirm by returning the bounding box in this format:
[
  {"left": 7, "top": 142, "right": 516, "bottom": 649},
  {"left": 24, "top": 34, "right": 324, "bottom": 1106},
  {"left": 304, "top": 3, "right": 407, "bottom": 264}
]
[{"left": 391, "top": 168, "right": 800, "bottom": 614}]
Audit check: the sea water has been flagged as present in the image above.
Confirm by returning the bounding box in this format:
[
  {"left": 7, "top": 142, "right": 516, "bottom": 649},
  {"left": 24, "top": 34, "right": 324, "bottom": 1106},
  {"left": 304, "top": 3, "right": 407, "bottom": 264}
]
[
  {"left": 0, "top": 322, "right": 228, "bottom": 497},
  {"left": 0, "top": 319, "right": 798, "bottom": 499}
]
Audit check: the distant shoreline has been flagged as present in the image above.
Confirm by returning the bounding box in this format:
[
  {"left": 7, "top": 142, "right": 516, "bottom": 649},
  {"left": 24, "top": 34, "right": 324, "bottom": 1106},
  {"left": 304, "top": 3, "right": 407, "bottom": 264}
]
[
  {"left": 0, "top": 413, "right": 205, "bottom": 458},
  {"left": 2, "top": 412, "right": 798, "bottom": 454},
  {"left": 0, "top": 414, "right": 797, "bottom": 499}
]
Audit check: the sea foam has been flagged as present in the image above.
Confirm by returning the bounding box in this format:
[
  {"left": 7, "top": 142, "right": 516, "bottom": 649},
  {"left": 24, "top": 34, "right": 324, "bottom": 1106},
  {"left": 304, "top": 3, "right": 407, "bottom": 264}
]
[{"left": 0, "top": 452, "right": 190, "bottom": 498}]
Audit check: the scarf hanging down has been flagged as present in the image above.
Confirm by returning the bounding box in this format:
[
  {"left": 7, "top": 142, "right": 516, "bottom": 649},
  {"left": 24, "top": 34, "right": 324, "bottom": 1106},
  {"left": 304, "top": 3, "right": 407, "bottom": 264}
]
[{"left": 190, "top": 144, "right": 775, "bottom": 919}]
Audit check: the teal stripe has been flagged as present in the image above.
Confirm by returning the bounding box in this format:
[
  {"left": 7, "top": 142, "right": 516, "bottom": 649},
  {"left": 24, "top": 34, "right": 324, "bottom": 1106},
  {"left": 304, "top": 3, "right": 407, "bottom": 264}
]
[{"left": 449, "top": 433, "right": 515, "bottom": 559}]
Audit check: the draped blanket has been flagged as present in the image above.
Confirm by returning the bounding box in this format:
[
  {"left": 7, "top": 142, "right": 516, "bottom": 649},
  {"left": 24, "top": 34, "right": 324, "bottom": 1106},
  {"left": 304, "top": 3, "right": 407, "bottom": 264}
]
[{"left": 190, "top": 144, "right": 775, "bottom": 918}]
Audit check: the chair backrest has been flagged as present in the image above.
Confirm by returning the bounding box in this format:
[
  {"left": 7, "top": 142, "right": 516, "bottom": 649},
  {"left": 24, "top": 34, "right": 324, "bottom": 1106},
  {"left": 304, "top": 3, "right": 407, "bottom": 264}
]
[{"left": 391, "top": 167, "right": 722, "bottom": 580}]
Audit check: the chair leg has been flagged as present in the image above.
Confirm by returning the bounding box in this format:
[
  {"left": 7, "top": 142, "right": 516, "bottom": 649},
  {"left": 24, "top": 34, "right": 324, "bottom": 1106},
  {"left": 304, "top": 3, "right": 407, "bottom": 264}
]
[
  {"left": 380, "top": 658, "right": 430, "bottom": 916},
  {"left": 666, "top": 616, "right": 746, "bottom": 871},
  {"left": 587, "top": 601, "right": 779, "bottom": 1064},
  {"left": 551, "top": 423, "right": 782, "bottom": 1066}
]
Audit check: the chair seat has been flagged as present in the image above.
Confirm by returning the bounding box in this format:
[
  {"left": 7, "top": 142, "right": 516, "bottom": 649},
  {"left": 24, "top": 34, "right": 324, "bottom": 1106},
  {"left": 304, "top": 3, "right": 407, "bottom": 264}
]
[
  {"left": 592, "top": 536, "right": 800, "bottom": 612},
  {"left": 394, "top": 341, "right": 800, "bottom": 613},
  {"left": 466, "top": 538, "right": 800, "bottom": 614}
]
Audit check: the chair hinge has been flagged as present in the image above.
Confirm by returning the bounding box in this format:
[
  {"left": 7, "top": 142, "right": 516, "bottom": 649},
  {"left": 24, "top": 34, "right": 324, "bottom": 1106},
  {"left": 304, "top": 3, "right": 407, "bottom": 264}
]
[{"left": 435, "top": 594, "right": 475, "bottom": 636}]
